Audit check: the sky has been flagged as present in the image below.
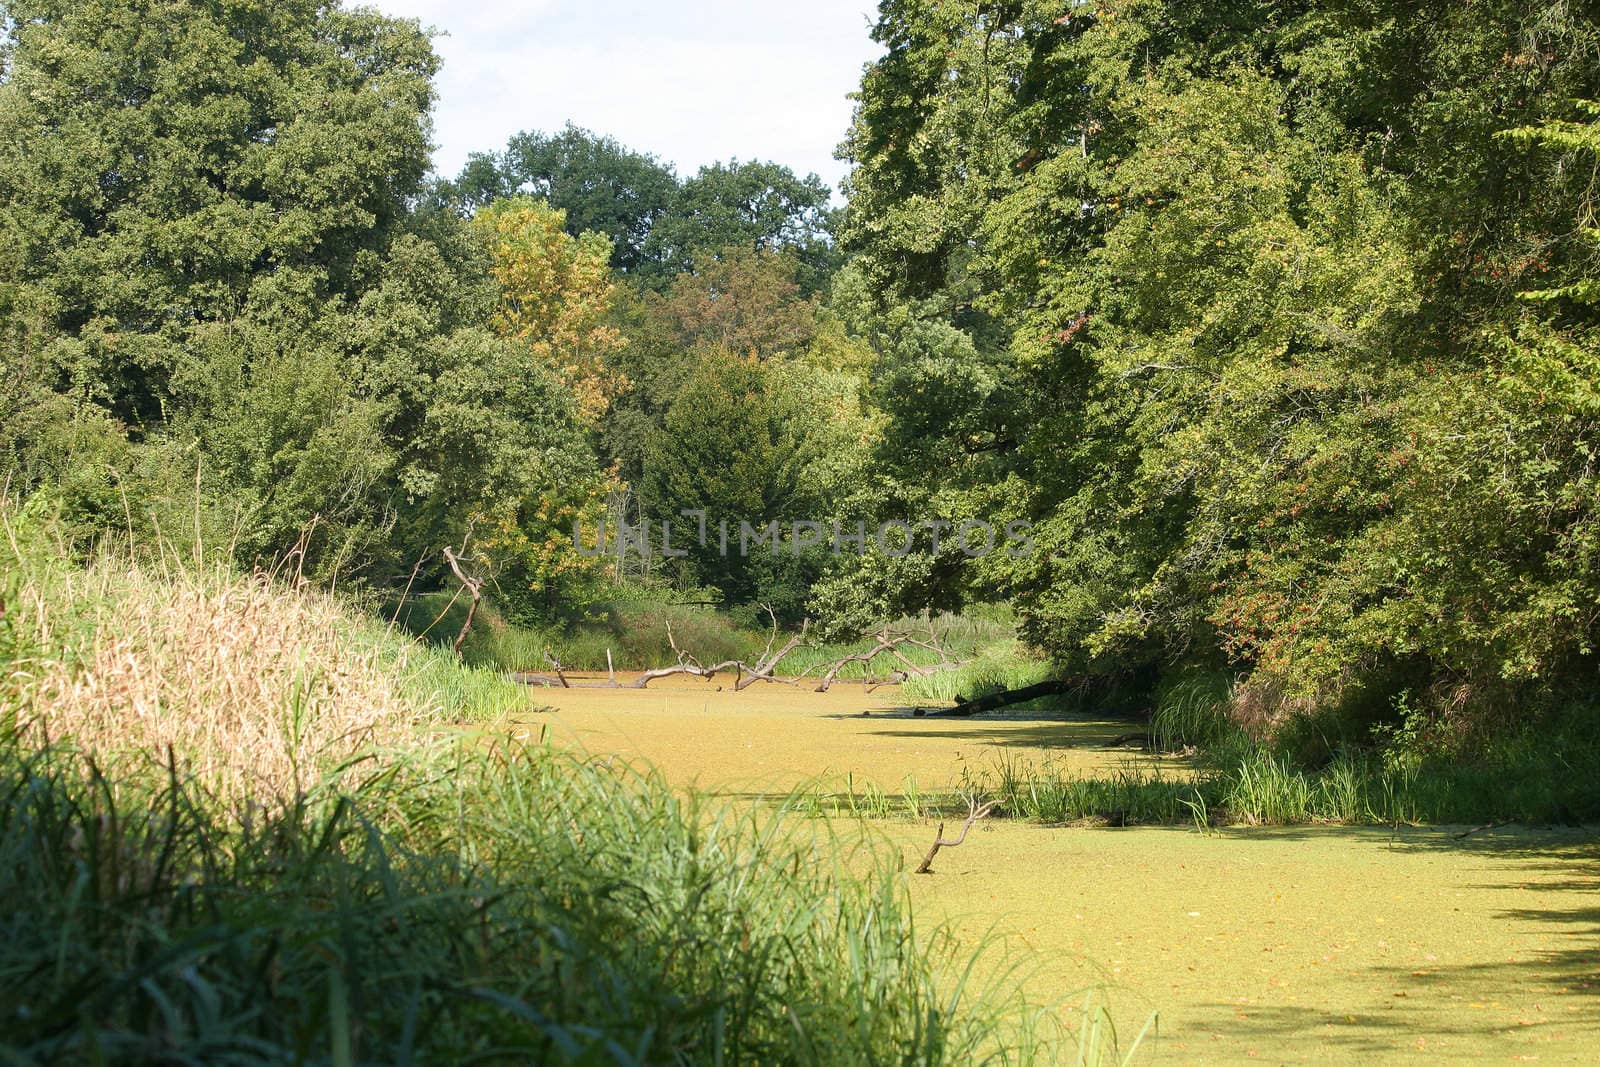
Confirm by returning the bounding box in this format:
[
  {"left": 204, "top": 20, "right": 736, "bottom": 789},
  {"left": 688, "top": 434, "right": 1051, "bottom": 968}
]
[{"left": 372, "top": 1, "right": 883, "bottom": 195}]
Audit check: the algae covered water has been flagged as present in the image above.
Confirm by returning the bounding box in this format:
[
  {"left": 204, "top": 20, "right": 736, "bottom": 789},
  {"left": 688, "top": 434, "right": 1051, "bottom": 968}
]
[{"left": 525, "top": 678, "right": 1600, "bottom": 1063}]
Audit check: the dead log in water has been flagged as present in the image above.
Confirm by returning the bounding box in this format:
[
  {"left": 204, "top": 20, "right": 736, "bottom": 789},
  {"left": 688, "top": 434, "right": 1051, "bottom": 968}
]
[
  {"left": 916, "top": 678, "right": 1077, "bottom": 718},
  {"left": 511, "top": 610, "right": 971, "bottom": 695}
]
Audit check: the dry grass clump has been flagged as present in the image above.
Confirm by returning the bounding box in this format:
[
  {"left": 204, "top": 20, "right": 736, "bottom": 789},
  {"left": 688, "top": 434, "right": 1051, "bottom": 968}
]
[{"left": 5, "top": 549, "right": 439, "bottom": 803}]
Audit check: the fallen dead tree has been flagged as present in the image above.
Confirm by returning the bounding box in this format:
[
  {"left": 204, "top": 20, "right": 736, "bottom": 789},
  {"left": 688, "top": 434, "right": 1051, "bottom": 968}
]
[
  {"left": 915, "top": 678, "right": 1078, "bottom": 718},
  {"left": 513, "top": 611, "right": 969, "bottom": 694},
  {"left": 730, "top": 615, "right": 810, "bottom": 691},
  {"left": 516, "top": 624, "right": 745, "bottom": 689},
  {"left": 805, "top": 621, "right": 963, "bottom": 693}
]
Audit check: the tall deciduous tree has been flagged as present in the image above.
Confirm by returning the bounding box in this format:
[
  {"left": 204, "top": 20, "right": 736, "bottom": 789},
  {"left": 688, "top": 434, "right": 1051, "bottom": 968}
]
[
  {"left": 472, "top": 197, "right": 628, "bottom": 425},
  {"left": 450, "top": 133, "right": 839, "bottom": 286},
  {"left": 643, "top": 161, "right": 838, "bottom": 287},
  {"left": 451, "top": 124, "right": 680, "bottom": 274},
  {"left": 841, "top": 0, "right": 1600, "bottom": 731},
  {"left": 0, "top": 0, "right": 608, "bottom": 607}
]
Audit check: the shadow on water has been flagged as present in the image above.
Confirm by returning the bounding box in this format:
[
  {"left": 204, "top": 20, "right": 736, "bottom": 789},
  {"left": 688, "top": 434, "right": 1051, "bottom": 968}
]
[
  {"left": 818, "top": 707, "right": 1150, "bottom": 753},
  {"left": 1212, "top": 825, "right": 1600, "bottom": 1033},
  {"left": 865, "top": 723, "right": 1140, "bottom": 751},
  {"left": 833, "top": 706, "right": 1141, "bottom": 722},
  {"left": 1179, "top": 1000, "right": 1532, "bottom": 1055}
]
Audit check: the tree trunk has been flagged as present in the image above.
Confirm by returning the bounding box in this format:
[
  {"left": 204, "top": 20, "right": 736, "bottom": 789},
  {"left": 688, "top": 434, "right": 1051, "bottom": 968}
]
[{"left": 918, "top": 678, "right": 1075, "bottom": 718}]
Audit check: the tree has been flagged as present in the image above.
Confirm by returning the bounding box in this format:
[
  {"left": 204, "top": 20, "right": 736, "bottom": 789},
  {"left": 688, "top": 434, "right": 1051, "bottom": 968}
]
[
  {"left": 840, "top": 0, "right": 1600, "bottom": 734},
  {"left": 471, "top": 197, "right": 627, "bottom": 425},
  {"left": 601, "top": 246, "right": 822, "bottom": 486},
  {"left": 0, "top": 0, "right": 438, "bottom": 418},
  {"left": 0, "top": 0, "right": 610, "bottom": 607},
  {"left": 447, "top": 130, "right": 838, "bottom": 287},
  {"left": 450, "top": 124, "right": 679, "bottom": 274},
  {"left": 652, "top": 247, "right": 819, "bottom": 361},
  {"left": 638, "top": 347, "right": 875, "bottom": 615},
  {"left": 644, "top": 161, "right": 838, "bottom": 287},
  {"left": 0, "top": 0, "right": 442, "bottom": 565}
]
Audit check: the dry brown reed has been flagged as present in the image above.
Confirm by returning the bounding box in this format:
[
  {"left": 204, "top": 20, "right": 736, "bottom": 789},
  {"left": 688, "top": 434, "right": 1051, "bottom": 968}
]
[{"left": 6, "top": 551, "right": 438, "bottom": 804}]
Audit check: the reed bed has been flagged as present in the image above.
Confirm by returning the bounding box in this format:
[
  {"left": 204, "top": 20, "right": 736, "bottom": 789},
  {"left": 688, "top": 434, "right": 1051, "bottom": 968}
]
[
  {"left": 0, "top": 512, "right": 1105, "bottom": 1065},
  {"left": 2, "top": 526, "right": 524, "bottom": 803},
  {"left": 0, "top": 741, "right": 1067, "bottom": 1065}
]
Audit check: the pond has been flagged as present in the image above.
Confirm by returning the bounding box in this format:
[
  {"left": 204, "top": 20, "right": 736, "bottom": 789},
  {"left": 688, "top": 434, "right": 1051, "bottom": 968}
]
[{"left": 514, "top": 676, "right": 1600, "bottom": 1062}]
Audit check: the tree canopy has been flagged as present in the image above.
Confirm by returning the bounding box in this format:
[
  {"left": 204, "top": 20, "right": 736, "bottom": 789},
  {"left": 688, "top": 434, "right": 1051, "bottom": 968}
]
[
  {"left": 8, "top": 0, "right": 1600, "bottom": 743},
  {"left": 449, "top": 124, "right": 680, "bottom": 274},
  {"left": 0, "top": 0, "right": 605, "bottom": 612},
  {"left": 447, "top": 126, "right": 837, "bottom": 286},
  {"left": 839, "top": 0, "right": 1600, "bottom": 727}
]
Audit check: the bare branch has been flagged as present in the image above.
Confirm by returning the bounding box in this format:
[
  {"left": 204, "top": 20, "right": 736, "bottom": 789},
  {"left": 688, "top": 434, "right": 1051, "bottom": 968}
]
[
  {"left": 625, "top": 659, "right": 744, "bottom": 688},
  {"left": 442, "top": 546, "right": 484, "bottom": 655},
  {"left": 734, "top": 618, "right": 809, "bottom": 691},
  {"left": 543, "top": 651, "right": 570, "bottom": 688},
  {"left": 506, "top": 613, "right": 971, "bottom": 697},
  {"left": 811, "top": 621, "right": 969, "bottom": 692},
  {"left": 813, "top": 627, "right": 900, "bottom": 692},
  {"left": 915, "top": 796, "right": 1000, "bottom": 874}
]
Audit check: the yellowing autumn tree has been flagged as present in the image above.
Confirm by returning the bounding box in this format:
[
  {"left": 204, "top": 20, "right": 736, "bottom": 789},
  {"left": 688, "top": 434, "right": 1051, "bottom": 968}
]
[{"left": 473, "top": 197, "right": 628, "bottom": 423}]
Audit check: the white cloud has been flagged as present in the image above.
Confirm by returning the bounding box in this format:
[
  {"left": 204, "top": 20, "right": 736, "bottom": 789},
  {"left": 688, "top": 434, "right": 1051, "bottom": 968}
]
[{"left": 370, "top": 0, "right": 880, "bottom": 195}]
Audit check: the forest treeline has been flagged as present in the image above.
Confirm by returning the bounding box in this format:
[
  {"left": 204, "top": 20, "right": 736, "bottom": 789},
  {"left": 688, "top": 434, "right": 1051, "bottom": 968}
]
[{"left": 5, "top": 0, "right": 1600, "bottom": 749}]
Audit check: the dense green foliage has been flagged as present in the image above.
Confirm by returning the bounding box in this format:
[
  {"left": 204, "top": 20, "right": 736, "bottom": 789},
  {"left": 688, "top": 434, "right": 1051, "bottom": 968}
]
[
  {"left": 450, "top": 126, "right": 838, "bottom": 286},
  {"left": 7, "top": 0, "right": 1600, "bottom": 770},
  {"left": 838, "top": 0, "right": 1600, "bottom": 744},
  {"left": 0, "top": 0, "right": 862, "bottom": 624},
  {"left": 0, "top": 0, "right": 605, "bottom": 598},
  {"left": 450, "top": 124, "right": 680, "bottom": 274}
]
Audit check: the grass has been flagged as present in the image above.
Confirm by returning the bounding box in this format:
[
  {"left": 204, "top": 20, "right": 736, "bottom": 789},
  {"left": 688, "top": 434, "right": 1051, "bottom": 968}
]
[
  {"left": 2, "top": 520, "right": 526, "bottom": 803},
  {"left": 1148, "top": 672, "right": 1237, "bottom": 752},
  {"left": 0, "top": 740, "right": 1070, "bottom": 1064},
  {"left": 862, "top": 740, "right": 1600, "bottom": 829},
  {"left": 949, "top": 668, "right": 1600, "bottom": 829},
  {"left": 786, "top": 772, "right": 931, "bottom": 821},
  {"left": 964, "top": 757, "right": 1203, "bottom": 826},
  {"left": 786, "top": 759, "right": 1210, "bottom": 831},
  {"left": 779, "top": 672, "right": 1600, "bottom": 829},
  {"left": 0, "top": 509, "right": 1109, "bottom": 1065}
]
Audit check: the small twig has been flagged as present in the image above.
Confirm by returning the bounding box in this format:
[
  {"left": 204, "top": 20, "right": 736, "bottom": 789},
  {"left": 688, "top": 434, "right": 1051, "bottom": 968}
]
[
  {"left": 915, "top": 797, "right": 1000, "bottom": 874},
  {"left": 665, "top": 620, "right": 704, "bottom": 669},
  {"left": 865, "top": 670, "right": 910, "bottom": 693}
]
